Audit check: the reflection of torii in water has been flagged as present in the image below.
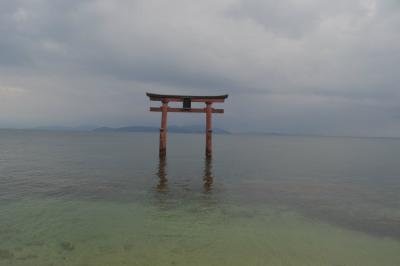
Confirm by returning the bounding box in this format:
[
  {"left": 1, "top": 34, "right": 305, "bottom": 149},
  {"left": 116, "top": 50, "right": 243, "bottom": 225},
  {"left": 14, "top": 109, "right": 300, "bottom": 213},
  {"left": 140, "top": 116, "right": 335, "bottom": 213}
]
[
  {"left": 156, "top": 157, "right": 214, "bottom": 192},
  {"left": 156, "top": 157, "right": 168, "bottom": 193},
  {"left": 203, "top": 157, "right": 213, "bottom": 192}
]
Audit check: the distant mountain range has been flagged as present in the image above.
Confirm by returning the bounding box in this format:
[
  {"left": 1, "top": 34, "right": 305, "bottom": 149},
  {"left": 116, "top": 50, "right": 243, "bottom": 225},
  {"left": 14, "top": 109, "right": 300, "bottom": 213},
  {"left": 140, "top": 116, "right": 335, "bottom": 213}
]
[
  {"left": 93, "top": 125, "right": 231, "bottom": 134},
  {"left": 4, "top": 126, "right": 400, "bottom": 139},
  {"left": 33, "top": 125, "right": 97, "bottom": 131}
]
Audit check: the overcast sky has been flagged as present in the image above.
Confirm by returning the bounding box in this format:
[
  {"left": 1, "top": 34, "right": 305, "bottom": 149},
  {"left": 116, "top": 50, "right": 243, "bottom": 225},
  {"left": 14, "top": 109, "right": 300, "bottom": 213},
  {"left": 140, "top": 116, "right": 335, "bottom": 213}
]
[{"left": 1, "top": 0, "right": 399, "bottom": 136}]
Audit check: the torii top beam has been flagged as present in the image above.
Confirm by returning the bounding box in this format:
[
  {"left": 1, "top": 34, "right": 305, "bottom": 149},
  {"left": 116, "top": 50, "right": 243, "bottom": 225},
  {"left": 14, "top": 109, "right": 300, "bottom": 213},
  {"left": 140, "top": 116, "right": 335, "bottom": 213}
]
[
  {"left": 146, "top": 93, "right": 228, "bottom": 103},
  {"left": 146, "top": 93, "right": 228, "bottom": 113}
]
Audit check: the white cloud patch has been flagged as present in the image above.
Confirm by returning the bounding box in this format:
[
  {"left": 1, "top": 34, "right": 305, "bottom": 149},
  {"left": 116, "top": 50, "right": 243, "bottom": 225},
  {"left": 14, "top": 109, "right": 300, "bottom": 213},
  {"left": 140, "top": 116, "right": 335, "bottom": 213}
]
[{"left": 0, "top": 86, "right": 27, "bottom": 96}]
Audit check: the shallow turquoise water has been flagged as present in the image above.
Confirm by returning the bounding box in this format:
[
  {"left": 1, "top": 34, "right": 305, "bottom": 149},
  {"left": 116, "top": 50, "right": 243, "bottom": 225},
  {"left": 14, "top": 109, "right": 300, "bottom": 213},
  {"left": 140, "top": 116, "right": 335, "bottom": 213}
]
[{"left": 1, "top": 130, "right": 400, "bottom": 265}]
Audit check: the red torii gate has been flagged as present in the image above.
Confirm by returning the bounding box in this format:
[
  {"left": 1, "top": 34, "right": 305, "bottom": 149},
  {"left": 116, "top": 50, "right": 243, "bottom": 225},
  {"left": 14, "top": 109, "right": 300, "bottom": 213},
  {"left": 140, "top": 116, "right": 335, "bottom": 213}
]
[{"left": 146, "top": 93, "right": 228, "bottom": 157}]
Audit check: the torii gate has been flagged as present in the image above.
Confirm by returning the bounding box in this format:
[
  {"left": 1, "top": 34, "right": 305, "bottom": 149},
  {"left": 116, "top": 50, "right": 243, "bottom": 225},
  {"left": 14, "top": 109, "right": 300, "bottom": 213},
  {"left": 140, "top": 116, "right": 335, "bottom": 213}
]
[{"left": 146, "top": 93, "right": 228, "bottom": 157}]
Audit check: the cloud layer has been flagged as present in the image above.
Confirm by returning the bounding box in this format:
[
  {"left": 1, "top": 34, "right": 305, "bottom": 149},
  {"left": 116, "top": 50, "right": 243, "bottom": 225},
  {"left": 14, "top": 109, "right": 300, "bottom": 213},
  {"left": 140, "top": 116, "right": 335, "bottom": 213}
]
[{"left": 1, "top": 0, "right": 400, "bottom": 136}]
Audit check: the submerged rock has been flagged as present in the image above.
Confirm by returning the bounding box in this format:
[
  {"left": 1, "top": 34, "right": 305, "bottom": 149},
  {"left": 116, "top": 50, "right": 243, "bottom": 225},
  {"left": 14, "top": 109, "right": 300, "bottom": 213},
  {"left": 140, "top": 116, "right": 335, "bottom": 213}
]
[
  {"left": 123, "top": 243, "right": 134, "bottom": 251},
  {"left": 0, "top": 249, "right": 14, "bottom": 260},
  {"left": 60, "top": 241, "right": 75, "bottom": 251},
  {"left": 26, "top": 240, "right": 44, "bottom": 247},
  {"left": 17, "top": 254, "right": 38, "bottom": 261}
]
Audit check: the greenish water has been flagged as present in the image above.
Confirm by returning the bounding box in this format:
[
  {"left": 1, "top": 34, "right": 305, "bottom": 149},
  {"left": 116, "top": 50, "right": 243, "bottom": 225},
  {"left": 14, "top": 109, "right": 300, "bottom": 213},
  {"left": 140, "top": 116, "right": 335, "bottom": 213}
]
[{"left": 1, "top": 130, "right": 400, "bottom": 265}]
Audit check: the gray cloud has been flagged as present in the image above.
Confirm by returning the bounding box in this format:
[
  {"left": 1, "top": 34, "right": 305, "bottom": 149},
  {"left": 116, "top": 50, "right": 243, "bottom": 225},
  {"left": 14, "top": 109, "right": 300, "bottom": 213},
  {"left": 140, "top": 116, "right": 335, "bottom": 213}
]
[{"left": 1, "top": 0, "right": 400, "bottom": 136}]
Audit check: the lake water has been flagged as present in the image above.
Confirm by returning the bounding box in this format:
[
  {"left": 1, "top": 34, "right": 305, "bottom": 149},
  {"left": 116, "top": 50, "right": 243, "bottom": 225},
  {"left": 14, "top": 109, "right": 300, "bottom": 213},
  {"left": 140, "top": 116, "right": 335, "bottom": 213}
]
[{"left": 0, "top": 129, "right": 400, "bottom": 265}]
